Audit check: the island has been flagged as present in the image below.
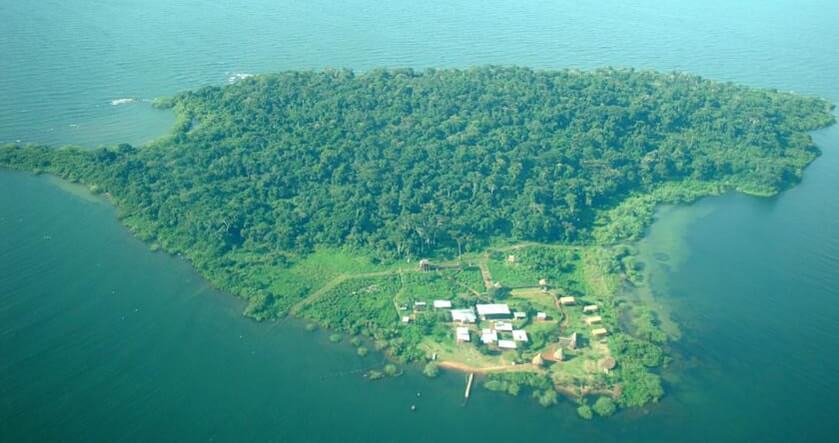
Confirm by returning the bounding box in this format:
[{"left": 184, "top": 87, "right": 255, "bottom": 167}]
[{"left": 1, "top": 67, "right": 834, "bottom": 416}]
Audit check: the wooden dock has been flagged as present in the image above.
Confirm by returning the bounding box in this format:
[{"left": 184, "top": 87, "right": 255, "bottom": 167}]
[{"left": 464, "top": 373, "right": 475, "bottom": 399}]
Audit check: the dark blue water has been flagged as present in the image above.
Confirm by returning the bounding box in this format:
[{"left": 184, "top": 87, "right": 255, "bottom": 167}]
[{"left": 1, "top": 1, "right": 838, "bottom": 441}]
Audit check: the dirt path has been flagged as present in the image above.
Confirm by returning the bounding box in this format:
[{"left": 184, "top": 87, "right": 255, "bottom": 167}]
[
  {"left": 437, "top": 360, "right": 537, "bottom": 374},
  {"left": 478, "top": 261, "right": 493, "bottom": 289}
]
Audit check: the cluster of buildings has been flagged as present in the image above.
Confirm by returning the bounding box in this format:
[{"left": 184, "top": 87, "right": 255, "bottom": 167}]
[
  {"left": 421, "top": 302, "right": 550, "bottom": 350},
  {"left": 399, "top": 285, "right": 608, "bottom": 356}
]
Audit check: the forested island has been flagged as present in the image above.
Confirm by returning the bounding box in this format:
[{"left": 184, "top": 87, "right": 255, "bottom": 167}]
[{"left": 1, "top": 67, "right": 834, "bottom": 415}]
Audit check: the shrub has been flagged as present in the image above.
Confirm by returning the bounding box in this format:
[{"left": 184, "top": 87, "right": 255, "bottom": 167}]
[
  {"left": 384, "top": 363, "right": 399, "bottom": 376},
  {"left": 593, "top": 397, "right": 617, "bottom": 416},
  {"left": 423, "top": 362, "right": 440, "bottom": 378}
]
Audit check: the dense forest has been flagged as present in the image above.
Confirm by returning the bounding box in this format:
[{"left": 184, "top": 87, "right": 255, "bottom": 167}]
[{"left": 0, "top": 66, "right": 834, "bottom": 305}]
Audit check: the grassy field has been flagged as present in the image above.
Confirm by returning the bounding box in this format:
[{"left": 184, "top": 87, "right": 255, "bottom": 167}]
[{"left": 485, "top": 255, "right": 542, "bottom": 288}]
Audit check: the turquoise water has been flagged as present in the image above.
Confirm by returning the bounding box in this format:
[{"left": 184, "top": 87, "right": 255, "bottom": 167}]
[{"left": 2, "top": 1, "right": 838, "bottom": 441}]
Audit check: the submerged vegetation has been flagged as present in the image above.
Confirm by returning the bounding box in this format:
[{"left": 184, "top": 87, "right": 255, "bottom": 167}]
[{"left": 1, "top": 66, "right": 833, "bottom": 414}]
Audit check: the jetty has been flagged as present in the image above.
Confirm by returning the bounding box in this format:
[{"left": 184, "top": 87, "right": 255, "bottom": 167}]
[{"left": 464, "top": 372, "right": 475, "bottom": 399}]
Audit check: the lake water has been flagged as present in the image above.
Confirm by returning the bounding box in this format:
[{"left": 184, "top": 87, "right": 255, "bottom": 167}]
[{"left": 1, "top": 1, "right": 838, "bottom": 441}]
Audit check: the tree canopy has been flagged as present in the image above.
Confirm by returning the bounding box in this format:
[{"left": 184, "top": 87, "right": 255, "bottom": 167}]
[{"left": 0, "top": 66, "right": 834, "bottom": 300}]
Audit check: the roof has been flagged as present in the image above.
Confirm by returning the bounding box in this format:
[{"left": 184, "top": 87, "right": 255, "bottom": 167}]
[
  {"left": 592, "top": 328, "right": 608, "bottom": 336},
  {"left": 494, "top": 321, "right": 513, "bottom": 332},
  {"left": 414, "top": 301, "right": 427, "bottom": 306},
  {"left": 456, "top": 327, "right": 471, "bottom": 342},
  {"left": 559, "top": 296, "right": 576, "bottom": 305},
  {"left": 536, "top": 312, "right": 548, "bottom": 319},
  {"left": 513, "top": 311, "right": 527, "bottom": 319},
  {"left": 450, "top": 308, "right": 477, "bottom": 323},
  {"left": 480, "top": 329, "right": 498, "bottom": 344},
  {"left": 584, "top": 315, "right": 602, "bottom": 324},
  {"left": 433, "top": 300, "right": 452, "bottom": 309},
  {"left": 401, "top": 316, "right": 411, "bottom": 323},
  {"left": 583, "top": 305, "right": 599, "bottom": 312},
  {"left": 476, "top": 304, "right": 511, "bottom": 316},
  {"left": 512, "top": 330, "right": 529, "bottom": 342},
  {"left": 498, "top": 339, "right": 517, "bottom": 349}
]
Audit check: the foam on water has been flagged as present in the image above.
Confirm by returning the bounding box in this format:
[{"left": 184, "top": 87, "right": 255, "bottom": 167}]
[
  {"left": 110, "top": 98, "right": 136, "bottom": 106},
  {"left": 227, "top": 72, "right": 253, "bottom": 84}
]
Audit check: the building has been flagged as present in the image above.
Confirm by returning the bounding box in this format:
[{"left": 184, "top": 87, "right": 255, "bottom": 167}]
[
  {"left": 512, "top": 330, "right": 529, "bottom": 342},
  {"left": 507, "top": 255, "right": 517, "bottom": 263},
  {"left": 476, "top": 303, "right": 512, "bottom": 320},
  {"left": 414, "top": 301, "right": 427, "bottom": 311},
  {"left": 513, "top": 311, "right": 527, "bottom": 320},
  {"left": 498, "top": 339, "right": 517, "bottom": 350},
  {"left": 536, "top": 312, "right": 548, "bottom": 321},
  {"left": 401, "top": 316, "right": 411, "bottom": 323},
  {"left": 558, "top": 296, "right": 576, "bottom": 306},
  {"left": 450, "top": 308, "right": 477, "bottom": 324},
  {"left": 584, "top": 315, "right": 602, "bottom": 325},
  {"left": 592, "top": 328, "right": 608, "bottom": 338},
  {"left": 558, "top": 332, "right": 578, "bottom": 350},
  {"left": 541, "top": 346, "right": 564, "bottom": 362},
  {"left": 494, "top": 321, "right": 513, "bottom": 332},
  {"left": 456, "top": 327, "right": 471, "bottom": 343},
  {"left": 433, "top": 299, "right": 452, "bottom": 309},
  {"left": 419, "top": 259, "right": 431, "bottom": 272},
  {"left": 583, "top": 304, "right": 599, "bottom": 313},
  {"left": 480, "top": 329, "right": 498, "bottom": 344}
]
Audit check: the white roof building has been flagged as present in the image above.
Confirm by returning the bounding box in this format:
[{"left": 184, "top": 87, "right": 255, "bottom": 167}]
[
  {"left": 512, "top": 330, "right": 529, "bottom": 342},
  {"left": 498, "top": 339, "right": 517, "bottom": 349},
  {"left": 450, "top": 308, "right": 477, "bottom": 323},
  {"left": 480, "top": 329, "right": 498, "bottom": 344},
  {"left": 513, "top": 311, "right": 527, "bottom": 320},
  {"left": 536, "top": 312, "right": 548, "bottom": 320},
  {"left": 433, "top": 300, "right": 452, "bottom": 309},
  {"left": 456, "top": 327, "right": 471, "bottom": 342},
  {"left": 494, "top": 321, "right": 514, "bottom": 332},
  {"left": 476, "top": 304, "right": 511, "bottom": 318},
  {"left": 401, "top": 316, "right": 411, "bottom": 323}
]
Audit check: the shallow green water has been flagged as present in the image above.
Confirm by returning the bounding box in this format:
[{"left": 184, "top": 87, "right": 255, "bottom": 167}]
[{"left": 2, "top": 1, "right": 839, "bottom": 441}]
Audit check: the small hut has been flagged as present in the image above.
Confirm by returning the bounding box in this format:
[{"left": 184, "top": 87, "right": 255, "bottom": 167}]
[
  {"left": 584, "top": 315, "right": 602, "bottom": 325},
  {"left": 559, "top": 296, "right": 576, "bottom": 306},
  {"left": 507, "top": 255, "right": 517, "bottom": 263},
  {"left": 599, "top": 357, "right": 616, "bottom": 372},
  {"left": 592, "top": 328, "right": 608, "bottom": 338},
  {"left": 456, "top": 327, "right": 471, "bottom": 343},
  {"left": 418, "top": 259, "right": 431, "bottom": 272},
  {"left": 558, "top": 332, "right": 578, "bottom": 350},
  {"left": 583, "top": 304, "right": 599, "bottom": 313},
  {"left": 532, "top": 354, "right": 544, "bottom": 367}
]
